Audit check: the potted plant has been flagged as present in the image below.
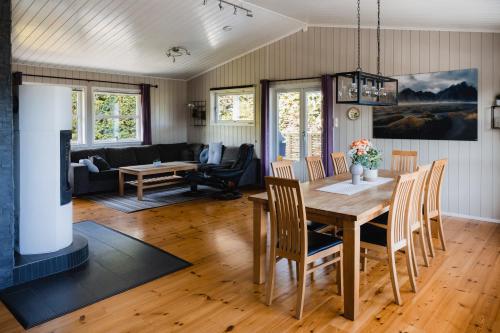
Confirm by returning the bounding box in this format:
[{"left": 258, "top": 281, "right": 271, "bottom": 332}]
[
  {"left": 361, "top": 142, "right": 382, "bottom": 181},
  {"left": 347, "top": 139, "right": 369, "bottom": 185}
]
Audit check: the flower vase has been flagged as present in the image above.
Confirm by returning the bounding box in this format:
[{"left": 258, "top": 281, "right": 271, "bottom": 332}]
[
  {"left": 363, "top": 168, "right": 378, "bottom": 182},
  {"left": 350, "top": 163, "right": 363, "bottom": 185}
]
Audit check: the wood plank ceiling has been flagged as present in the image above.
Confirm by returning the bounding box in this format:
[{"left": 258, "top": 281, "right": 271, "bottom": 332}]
[{"left": 11, "top": 0, "right": 304, "bottom": 79}]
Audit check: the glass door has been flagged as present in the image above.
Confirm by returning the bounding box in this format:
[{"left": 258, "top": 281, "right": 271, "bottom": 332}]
[{"left": 273, "top": 87, "right": 322, "bottom": 181}]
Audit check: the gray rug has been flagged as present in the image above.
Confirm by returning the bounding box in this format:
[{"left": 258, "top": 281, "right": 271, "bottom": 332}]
[{"left": 83, "top": 185, "right": 217, "bottom": 213}]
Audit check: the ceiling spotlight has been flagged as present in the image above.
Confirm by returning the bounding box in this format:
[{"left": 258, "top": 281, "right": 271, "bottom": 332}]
[
  {"left": 204, "top": 0, "right": 254, "bottom": 18},
  {"left": 233, "top": 6, "right": 237, "bottom": 15},
  {"left": 219, "top": 0, "right": 223, "bottom": 10},
  {"left": 202, "top": 0, "right": 207, "bottom": 5},
  {"left": 246, "top": 11, "right": 253, "bottom": 17},
  {"left": 222, "top": 25, "right": 232, "bottom": 31}
]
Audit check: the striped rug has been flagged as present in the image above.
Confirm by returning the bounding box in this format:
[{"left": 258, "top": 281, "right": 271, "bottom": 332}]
[{"left": 83, "top": 185, "right": 217, "bottom": 213}]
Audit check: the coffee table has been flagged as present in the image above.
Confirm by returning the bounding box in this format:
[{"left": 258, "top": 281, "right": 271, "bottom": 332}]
[{"left": 118, "top": 162, "right": 197, "bottom": 200}]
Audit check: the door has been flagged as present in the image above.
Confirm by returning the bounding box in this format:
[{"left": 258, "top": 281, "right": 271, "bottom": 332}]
[{"left": 272, "top": 86, "right": 322, "bottom": 181}]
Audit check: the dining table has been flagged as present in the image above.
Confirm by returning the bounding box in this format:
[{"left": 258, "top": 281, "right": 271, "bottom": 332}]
[{"left": 248, "top": 169, "right": 400, "bottom": 321}]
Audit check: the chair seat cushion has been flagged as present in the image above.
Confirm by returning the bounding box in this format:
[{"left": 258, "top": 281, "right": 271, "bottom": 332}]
[
  {"left": 360, "top": 223, "right": 387, "bottom": 247},
  {"left": 371, "top": 212, "right": 389, "bottom": 225},
  {"left": 307, "top": 221, "right": 329, "bottom": 231},
  {"left": 307, "top": 231, "right": 342, "bottom": 256}
]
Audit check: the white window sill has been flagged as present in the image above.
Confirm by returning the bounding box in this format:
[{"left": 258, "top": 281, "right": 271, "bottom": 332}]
[{"left": 71, "top": 141, "right": 143, "bottom": 150}]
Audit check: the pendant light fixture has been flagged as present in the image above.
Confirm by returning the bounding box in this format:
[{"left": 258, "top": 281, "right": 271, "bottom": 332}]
[{"left": 335, "top": 0, "right": 398, "bottom": 106}]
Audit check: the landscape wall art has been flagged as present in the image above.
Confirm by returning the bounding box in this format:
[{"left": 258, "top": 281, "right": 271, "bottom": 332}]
[{"left": 373, "top": 68, "right": 478, "bottom": 141}]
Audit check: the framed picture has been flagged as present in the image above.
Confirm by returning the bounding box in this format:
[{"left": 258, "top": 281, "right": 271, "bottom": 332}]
[{"left": 373, "top": 68, "right": 478, "bottom": 141}]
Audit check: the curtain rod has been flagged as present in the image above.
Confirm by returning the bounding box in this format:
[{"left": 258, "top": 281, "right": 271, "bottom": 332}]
[
  {"left": 268, "top": 76, "right": 323, "bottom": 83},
  {"left": 209, "top": 84, "right": 255, "bottom": 91},
  {"left": 14, "top": 72, "right": 159, "bottom": 88}
]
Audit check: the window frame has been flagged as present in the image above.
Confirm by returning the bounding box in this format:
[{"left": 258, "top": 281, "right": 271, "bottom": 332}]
[
  {"left": 71, "top": 87, "right": 86, "bottom": 146},
  {"left": 91, "top": 87, "right": 142, "bottom": 145},
  {"left": 211, "top": 87, "right": 255, "bottom": 126}
]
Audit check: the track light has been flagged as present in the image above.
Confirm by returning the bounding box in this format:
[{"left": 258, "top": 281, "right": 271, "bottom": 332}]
[
  {"left": 219, "top": 0, "right": 223, "bottom": 10},
  {"left": 233, "top": 6, "right": 237, "bottom": 15},
  {"left": 246, "top": 11, "right": 253, "bottom": 17},
  {"left": 203, "top": 0, "right": 254, "bottom": 18},
  {"left": 202, "top": 0, "right": 207, "bottom": 5}
]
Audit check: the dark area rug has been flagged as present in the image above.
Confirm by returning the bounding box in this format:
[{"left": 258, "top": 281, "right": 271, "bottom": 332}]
[
  {"left": 83, "top": 185, "right": 218, "bottom": 213},
  {"left": 0, "top": 221, "right": 191, "bottom": 329}
]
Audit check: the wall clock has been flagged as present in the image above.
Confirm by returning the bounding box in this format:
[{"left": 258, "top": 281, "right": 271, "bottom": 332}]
[{"left": 347, "top": 107, "right": 360, "bottom": 120}]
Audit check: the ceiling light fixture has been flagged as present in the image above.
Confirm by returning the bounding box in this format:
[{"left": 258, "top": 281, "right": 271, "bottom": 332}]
[
  {"left": 165, "top": 46, "right": 190, "bottom": 63},
  {"left": 202, "top": 0, "right": 254, "bottom": 18},
  {"left": 334, "top": 0, "right": 398, "bottom": 106},
  {"left": 222, "top": 25, "right": 232, "bottom": 31}
]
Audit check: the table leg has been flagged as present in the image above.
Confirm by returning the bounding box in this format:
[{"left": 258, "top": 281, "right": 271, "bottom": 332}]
[
  {"left": 342, "top": 220, "right": 360, "bottom": 320},
  {"left": 253, "top": 201, "right": 267, "bottom": 284},
  {"left": 119, "top": 171, "right": 125, "bottom": 196},
  {"left": 137, "top": 174, "right": 143, "bottom": 201}
]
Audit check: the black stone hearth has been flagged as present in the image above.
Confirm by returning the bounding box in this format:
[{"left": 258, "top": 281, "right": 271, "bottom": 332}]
[{"left": 13, "top": 235, "right": 89, "bottom": 285}]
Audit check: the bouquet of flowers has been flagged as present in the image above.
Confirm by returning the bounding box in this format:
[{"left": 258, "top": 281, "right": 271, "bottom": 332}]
[{"left": 347, "top": 139, "right": 382, "bottom": 170}]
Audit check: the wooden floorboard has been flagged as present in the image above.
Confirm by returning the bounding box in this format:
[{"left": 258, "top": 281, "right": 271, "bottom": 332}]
[{"left": 0, "top": 191, "right": 498, "bottom": 332}]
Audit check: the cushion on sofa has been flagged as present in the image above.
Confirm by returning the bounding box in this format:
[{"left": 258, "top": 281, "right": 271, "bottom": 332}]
[
  {"left": 221, "top": 146, "right": 240, "bottom": 164},
  {"left": 90, "top": 155, "right": 111, "bottom": 171},
  {"left": 79, "top": 159, "right": 99, "bottom": 173},
  {"left": 105, "top": 147, "right": 138, "bottom": 168},
  {"left": 157, "top": 143, "right": 187, "bottom": 162},
  {"left": 134, "top": 145, "right": 160, "bottom": 165},
  {"left": 207, "top": 142, "right": 223, "bottom": 164},
  {"left": 71, "top": 148, "right": 106, "bottom": 163},
  {"left": 187, "top": 143, "right": 204, "bottom": 162}
]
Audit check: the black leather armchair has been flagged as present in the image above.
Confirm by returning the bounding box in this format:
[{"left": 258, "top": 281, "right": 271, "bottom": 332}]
[{"left": 186, "top": 144, "right": 255, "bottom": 199}]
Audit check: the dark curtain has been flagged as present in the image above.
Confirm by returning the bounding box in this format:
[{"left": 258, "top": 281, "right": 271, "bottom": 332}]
[
  {"left": 139, "top": 84, "right": 152, "bottom": 145},
  {"left": 321, "top": 75, "right": 334, "bottom": 176},
  {"left": 260, "top": 80, "right": 270, "bottom": 186}
]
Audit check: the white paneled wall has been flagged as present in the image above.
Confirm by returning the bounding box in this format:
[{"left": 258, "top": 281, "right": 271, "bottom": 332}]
[
  {"left": 187, "top": 27, "right": 500, "bottom": 220},
  {"left": 12, "top": 63, "right": 187, "bottom": 144}
]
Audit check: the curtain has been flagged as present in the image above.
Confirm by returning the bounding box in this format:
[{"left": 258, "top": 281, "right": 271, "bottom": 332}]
[
  {"left": 139, "top": 84, "right": 152, "bottom": 145},
  {"left": 260, "top": 79, "right": 270, "bottom": 186},
  {"left": 321, "top": 75, "right": 334, "bottom": 176}
]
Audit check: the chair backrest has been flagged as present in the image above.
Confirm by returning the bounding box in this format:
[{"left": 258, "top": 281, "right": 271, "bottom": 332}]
[
  {"left": 305, "top": 156, "right": 325, "bottom": 181},
  {"left": 386, "top": 171, "right": 419, "bottom": 251},
  {"left": 330, "top": 152, "right": 349, "bottom": 175},
  {"left": 424, "top": 159, "right": 448, "bottom": 217},
  {"left": 411, "top": 164, "right": 432, "bottom": 230},
  {"left": 391, "top": 150, "right": 418, "bottom": 173},
  {"left": 265, "top": 176, "right": 307, "bottom": 260},
  {"left": 271, "top": 160, "right": 295, "bottom": 179}
]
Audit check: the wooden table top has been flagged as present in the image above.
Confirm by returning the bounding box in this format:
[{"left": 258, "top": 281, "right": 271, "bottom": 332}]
[
  {"left": 249, "top": 170, "right": 400, "bottom": 223},
  {"left": 119, "top": 161, "right": 197, "bottom": 175}
]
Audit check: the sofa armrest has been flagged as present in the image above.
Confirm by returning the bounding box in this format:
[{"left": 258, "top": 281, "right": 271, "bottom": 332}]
[{"left": 70, "top": 163, "right": 90, "bottom": 196}]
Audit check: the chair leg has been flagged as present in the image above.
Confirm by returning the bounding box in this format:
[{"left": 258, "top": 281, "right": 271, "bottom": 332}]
[
  {"left": 410, "top": 233, "right": 419, "bottom": 277},
  {"left": 295, "top": 261, "right": 299, "bottom": 280},
  {"left": 388, "top": 250, "right": 402, "bottom": 305},
  {"left": 336, "top": 251, "right": 343, "bottom": 296},
  {"left": 295, "top": 260, "right": 307, "bottom": 320},
  {"left": 266, "top": 249, "right": 277, "bottom": 306},
  {"left": 419, "top": 227, "right": 430, "bottom": 267},
  {"left": 309, "top": 262, "right": 315, "bottom": 281},
  {"left": 361, "top": 248, "right": 368, "bottom": 272},
  {"left": 425, "top": 215, "right": 435, "bottom": 257},
  {"left": 405, "top": 244, "right": 418, "bottom": 293},
  {"left": 436, "top": 213, "right": 447, "bottom": 251}
]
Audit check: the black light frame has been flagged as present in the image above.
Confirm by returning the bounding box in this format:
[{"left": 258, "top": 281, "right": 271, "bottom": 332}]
[{"left": 334, "top": 70, "right": 398, "bottom": 106}]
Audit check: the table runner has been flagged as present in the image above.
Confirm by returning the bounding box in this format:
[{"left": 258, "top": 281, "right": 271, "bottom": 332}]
[{"left": 316, "top": 177, "right": 393, "bottom": 196}]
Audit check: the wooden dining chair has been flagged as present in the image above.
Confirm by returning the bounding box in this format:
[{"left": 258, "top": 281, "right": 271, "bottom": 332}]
[
  {"left": 305, "top": 156, "right": 325, "bottom": 181},
  {"left": 423, "top": 159, "right": 448, "bottom": 257},
  {"left": 360, "top": 171, "right": 419, "bottom": 305},
  {"left": 271, "top": 160, "right": 295, "bottom": 179},
  {"left": 330, "top": 152, "right": 349, "bottom": 175},
  {"left": 409, "top": 164, "right": 432, "bottom": 274},
  {"left": 391, "top": 150, "right": 418, "bottom": 173},
  {"left": 264, "top": 176, "right": 343, "bottom": 319}
]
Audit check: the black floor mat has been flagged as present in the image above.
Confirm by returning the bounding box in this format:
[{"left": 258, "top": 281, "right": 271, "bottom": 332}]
[{"left": 0, "top": 221, "right": 191, "bottom": 329}]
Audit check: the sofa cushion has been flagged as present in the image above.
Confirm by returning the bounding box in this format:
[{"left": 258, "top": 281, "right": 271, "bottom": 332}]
[
  {"left": 221, "top": 146, "right": 240, "bottom": 164},
  {"left": 207, "top": 142, "right": 223, "bottom": 164},
  {"left": 90, "top": 155, "right": 111, "bottom": 171},
  {"left": 79, "top": 159, "right": 99, "bottom": 173},
  {"left": 105, "top": 147, "right": 137, "bottom": 168},
  {"left": 134, "top": 145, "right": 160, "bottom": 165},
  {"left": 89, "top": 168, "right": 119, "bottom": 181},
  {"left": 71, "top": 148, "right": 106, "bottom": 163},
  {"left": 188, "top": 143, "right": 204, "bottom": 162},
  {"left": 157, "top": 143, "right": 187, "bottom": 162}
]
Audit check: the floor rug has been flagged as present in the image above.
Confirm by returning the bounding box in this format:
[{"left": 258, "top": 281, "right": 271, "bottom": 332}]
[
  {"left": 0, "top": 221, "right": 191, "bottom": 329},
  {"left": 83, "top": 185, "right": 217, "bottom": 213}
]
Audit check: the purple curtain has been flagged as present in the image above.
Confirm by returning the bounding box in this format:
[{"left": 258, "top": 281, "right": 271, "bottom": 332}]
[
  {"left": 140, "top": 84, "right": 152, "bottom": 145},
  {"left": 260, "top": 80, "right": 270, "bottom": 186},
  {"left": 321, "top": 75, "right": 334, "bottom": 176}
]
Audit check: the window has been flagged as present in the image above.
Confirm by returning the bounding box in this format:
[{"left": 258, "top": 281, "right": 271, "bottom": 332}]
[
  {"left": 71, "top": 88, "right": 85, "bottom": 145},
  {"left": 93, "top": 90, "right": 142, "bottom": 143},
  {"left": 213, "top": 87, "right": 255, "bottom": 125}
]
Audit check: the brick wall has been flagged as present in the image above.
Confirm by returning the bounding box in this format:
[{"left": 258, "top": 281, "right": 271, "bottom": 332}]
[{"left": 0, "top": 0, "right": 14, "bottom": 289}]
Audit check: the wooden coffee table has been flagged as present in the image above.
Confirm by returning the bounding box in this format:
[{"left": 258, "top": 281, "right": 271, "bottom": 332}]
[{"left": 118, "top": 162, "right": 197, "bottom": 200}]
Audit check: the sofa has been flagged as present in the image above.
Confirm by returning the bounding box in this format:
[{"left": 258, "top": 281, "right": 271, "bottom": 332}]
[{"left": 70, "top": 143, "right": 259, "bottom": 196}]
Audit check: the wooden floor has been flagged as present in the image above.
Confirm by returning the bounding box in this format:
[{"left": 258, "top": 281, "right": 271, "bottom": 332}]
[{"left": 1, "top": 191, "right": 499, "bottom": 333}]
